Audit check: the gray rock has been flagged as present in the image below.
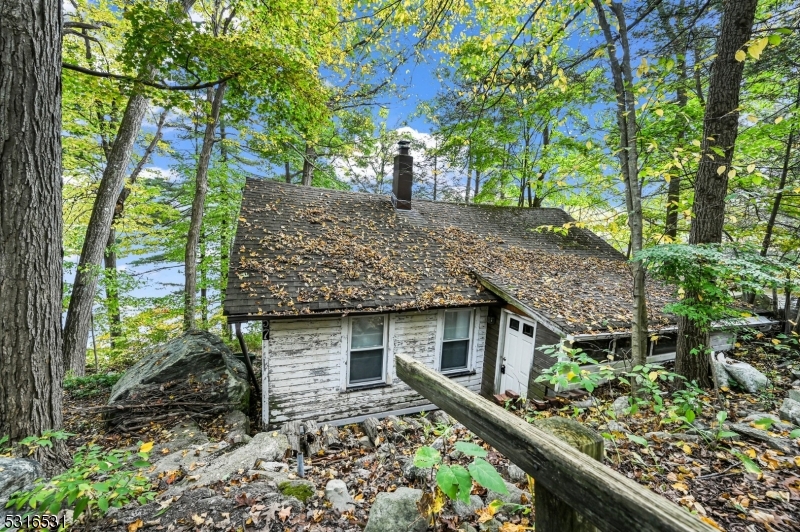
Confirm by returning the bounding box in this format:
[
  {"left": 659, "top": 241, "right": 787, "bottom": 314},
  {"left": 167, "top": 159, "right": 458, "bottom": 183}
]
[
  {"left": 364, "top": 487, "right": 427, "bottom": 532},
  {"left": 325, "top": 479, "right": 354, "bottom": 513},
  {"left": 506, "top": 464, "right": 526, "bottom": 482},
  {"left": 459, "top": 525, "right": 478, "bottom": 532},
  {"left": 572, "top": 399, "right": 593, "bottom": 409},
  {"left": 278, "top": 479, "right": 315, "bottom": 504},
  {"left": 430, "top": 410, "right": 452, "bottom": 426},
  {"left": 109, "top": 329, "right": 250, "bottom": 412},
  {"left": 725, "top": 362, "right": 769, "bottom": 393},
  {"left": 224, "top": 410, "right": 251, "bottom": 444},
  {"left": 0, "top": 458, "right": 43, "bottom": 504},
  {"left": 258, "top": 461, "right": 288, "bottom": 473},
  {"left": 357, "top": 436, "right": 373, "bottom": 449},
  {"left": 452, "top": 495, "right": 484, "bottom": 519},
  {"left": 742, "top": 412, "right": 796, "bottom": 431},
  {"left": 726, "top": 423, "right": 794, "bottom": 454},
  {"left": 788, "top": 389, "right": 800, "bottom": 403},
  {"left": 607, "top": 421, "right": 629, "bottom": 433},
  {"left": 778, "top": 398, "right": 800, "bottom": 426},
  {"left": 644, "top": 432, "right": 702, "bottom": 443},
  {"left": 401, "top": 459, "right": 431, "bottom": 481},
  {"left": 711, "top": 353, "right": 731, "bottom": 388},
  {"left": 487, "top": 481, "right": 528, "bottom": 505},
  {"left": 430, "top": 437, "right": 445, "bottom": 450},
  {"left": 479, "top": 519, "right": 502, "bottom": 532},
  {"left": 612, "top": 396, "right": 630, "bottom": 417},
  {"left": 355, "top": 468, "right": 371, "bottom": 479}
]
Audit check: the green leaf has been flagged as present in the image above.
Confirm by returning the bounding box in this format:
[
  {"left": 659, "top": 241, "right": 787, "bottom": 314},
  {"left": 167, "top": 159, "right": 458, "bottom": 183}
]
[
  {"left": 685, "top": 409, "right": 695, "bottom": 423},
  {"left": 436, "top": 465, "right": 459, "bottom": 500},
  {"left": 732, "top": 451, "right": 762, "bottom": 474},
  {"left": 753, "top": 418, "right": 774, "bottom": 430},
  {"left": 716, "top": 431, "right": 738, "bottom": 439},
  {"left": 768, "top": 34, "right": 781, "bottom": 46},
  {"left": 790, "top": 429, "right": 800, "bottom": 438},
  {"left": 626, "top": 433, "right": 648, "bottom": 447},
  {"left": 98, "top": 497, "right": 109, "bottom": 513},
  {"left": 73, "top": 497, "right": 89, "bottom": 521},
  {"left": 454, "top": 441, "right": 487, "bottom": 458},
  {"left": 413, "top": 446, "right": 441, "bottom": 469},
  {"left": 468, "top": 458, "right": 506, "bottom": 493},
  {"left": 451, "top": 465, "right": 473, "bottom": 503}
]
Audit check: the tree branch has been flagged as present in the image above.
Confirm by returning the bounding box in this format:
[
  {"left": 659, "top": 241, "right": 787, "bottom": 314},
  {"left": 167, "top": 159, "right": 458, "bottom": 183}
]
[{"left": 62, "top": 63, "right": 237, "bottom": 91}]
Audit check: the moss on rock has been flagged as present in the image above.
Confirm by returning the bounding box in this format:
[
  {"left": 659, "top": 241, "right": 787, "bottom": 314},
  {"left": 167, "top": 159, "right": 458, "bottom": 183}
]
[{"left": 278, "top": 480, "right": 314, "bottom": 503}]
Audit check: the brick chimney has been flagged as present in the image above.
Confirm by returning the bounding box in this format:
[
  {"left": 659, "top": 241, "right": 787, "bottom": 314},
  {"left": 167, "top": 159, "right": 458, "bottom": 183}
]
[{"left": 392, "top": 140, "right": 412, "bottom": 210}]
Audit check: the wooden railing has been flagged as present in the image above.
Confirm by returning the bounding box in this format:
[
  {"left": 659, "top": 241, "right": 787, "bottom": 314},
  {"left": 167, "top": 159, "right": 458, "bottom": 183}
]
[{"left": 395, "top": 354, "right": 715, "bottom": 532}]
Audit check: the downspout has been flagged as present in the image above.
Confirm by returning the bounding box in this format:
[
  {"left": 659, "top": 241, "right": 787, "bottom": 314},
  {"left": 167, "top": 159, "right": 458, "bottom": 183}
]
[{"left": 235, "top": 322, "right": 261, "bottom": 396}]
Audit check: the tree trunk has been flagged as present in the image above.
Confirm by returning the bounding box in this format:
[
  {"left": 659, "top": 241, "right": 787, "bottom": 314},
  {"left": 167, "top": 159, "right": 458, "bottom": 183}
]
[
  {"left": 532, "top": 123, "right": 549, "bottom": 208},
  {"left": 0, "top": 0, "right": 66, "bottom": 472},
  {"left": 285, "top": 161, "right": 292, "bottom": 183},
  {"left": 465, "top": 150, "right": 472, "bottom": 204},
  {"left": 760, "top": 80, "right": 799, "bottom": 257},
  {"left": 301, "top": 143, "right": 316, "bottom": 186},
  {"left": 62, "top": 2, "right": 193, "bottom": 376},
  {"left": 104, "top": 228, "right": 122, "bottom": 349},
  {"left": 659, "top": 2, "right": 689, "bottom": 241},
  {"left": 184, "top": 82, "right": 226, "bottom": 330},
  {"left": 677, "top": 0, "right": 758, "bottom": 386},
  {"left": 593, "top": 0, "right": 648, "bottom": 369},
  {"left": 200, "top": 232, "right": 208, "bottom": 329},
  {"left": 474, "top": 169, "right": 481, "bottom": 198},
  {"left": 432, "top": 152, "right": 438, "bottom": 201}
]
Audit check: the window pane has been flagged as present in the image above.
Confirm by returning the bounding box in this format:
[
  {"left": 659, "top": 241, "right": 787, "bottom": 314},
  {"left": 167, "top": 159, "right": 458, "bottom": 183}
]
[
  {"left": 650, "top": 334, "right": 677, "bottom": 357},
  {"left": 349, "top": 348, "right": 384, "bottom": 384},
  {"left": 442, "top": 340, "right": 469, "bottom": 371},
  {"left": 444, "top": 311, "right": 471, "bottom": 340},
  {"left": 352, "top": 316, "right": 384, "bottom": 349},
  {"left": 509, "top": 318, "right": 519, "bottom": 331}
]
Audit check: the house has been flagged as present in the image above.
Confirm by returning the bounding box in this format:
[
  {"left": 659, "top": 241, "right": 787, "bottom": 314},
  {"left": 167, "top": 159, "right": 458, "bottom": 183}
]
[{"left": 223, "top": 141, "right": 774, "bottom": 427}]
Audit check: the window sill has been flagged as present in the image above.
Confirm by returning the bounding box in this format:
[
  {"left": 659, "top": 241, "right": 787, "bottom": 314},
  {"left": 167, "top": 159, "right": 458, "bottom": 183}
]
[
  {"left": 441, "top": 369, "right": 475, "bottom": 379},
  {"left": 342, "top": 382, "right": 392, "bottom": 393}
]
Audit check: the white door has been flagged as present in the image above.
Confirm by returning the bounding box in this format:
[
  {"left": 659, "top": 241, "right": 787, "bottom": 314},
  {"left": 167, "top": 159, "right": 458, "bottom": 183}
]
[{"left": 500, "top": 315, "right": 536, "bottom": 397}]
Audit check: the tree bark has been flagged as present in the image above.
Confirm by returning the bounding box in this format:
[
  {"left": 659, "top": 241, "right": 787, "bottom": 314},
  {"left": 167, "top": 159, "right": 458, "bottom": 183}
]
[
  {"left": 760, "top": 79, "right": 799, "bottom": 257},
  {"left": 301, "top": 143, "right": 316, "bottom": 186},
  {"left": 659, "top": 1, "right": 689, "bottom": 241},
  {"left": 532, "top": 123, "right": 549, "bottom": 208},
  {"left": 676, "top": 0, "right": 758, "bottom": 386},
  {"left": 593, "top": 0, "right": 648, "bottom": 369},
  {"left": 465, "top": 149, "right": 472, "bottom": 204},
  {"left": 184, "top": 82, "right": 226, "bottom": 330},
  {"left": 0, "top": 0, "right": 66, "bottom": 472},
  {"left": 62, "top": 1, "right": 193, "bottom": 376}
]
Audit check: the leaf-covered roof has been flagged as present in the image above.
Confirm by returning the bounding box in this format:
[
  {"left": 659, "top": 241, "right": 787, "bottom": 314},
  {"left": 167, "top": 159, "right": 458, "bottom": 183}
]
[{"left": 224, "top": 178, "right": 674, "bottom": 334}]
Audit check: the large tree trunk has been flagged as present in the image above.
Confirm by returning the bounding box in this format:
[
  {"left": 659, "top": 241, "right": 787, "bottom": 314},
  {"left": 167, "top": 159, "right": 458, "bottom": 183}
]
[
  {"left": 184, "top": 82, "right": 226, "bottom": 330},
  {"left": 0, "top": 0, "right": 66, "bottom": 472},
  {"left": 532, "top": 123, "right": 549, "bottom": 208},
  {"left": 593, "top": 0, "right": 648, "bottom": 368},
  {"left": 676, "top": 0, "right": 758, "bottom": 387},
  {"left": 62, "top": 1, "right": 193, "bottom": 376},
  {"left": 104, "top": 228, "right": 122, "bottom": 349}
]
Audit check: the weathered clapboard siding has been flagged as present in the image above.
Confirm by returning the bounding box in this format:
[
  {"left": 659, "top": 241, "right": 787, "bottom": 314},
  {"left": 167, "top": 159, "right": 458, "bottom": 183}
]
[
  {"left": 480, "top": 310, "right": 501, "bottom": 398},
  {"left": 263, "top": 307, "right": 488, "bottom": 426}
]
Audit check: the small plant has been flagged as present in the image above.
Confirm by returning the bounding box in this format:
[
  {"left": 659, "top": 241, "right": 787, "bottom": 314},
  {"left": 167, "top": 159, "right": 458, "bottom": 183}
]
[
  {"left": 619, "top": 364, "right": 681, "bottom": 414},
  {"left": 624, "top": 433, "right": 662, "bottom": 474},
  {"left": 535, "top": 343, "right": 614, "bottom": 394},
  {"left": 8, "top": 441, "right": 156, "bottom": 523},
  {"left": 671, "top": 380, "right": 705, "bottom": 417},
  {"left": 63, "top": 373, "right": 122, "bottom": 398},
  {"left": 0, "top": 430, "right": 73, "bottom": 458},
  {"left": 413, "top": 441, "right": 507, "bottom": 504}
]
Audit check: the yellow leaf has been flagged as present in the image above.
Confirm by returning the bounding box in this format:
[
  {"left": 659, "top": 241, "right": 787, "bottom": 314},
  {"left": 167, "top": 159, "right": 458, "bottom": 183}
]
[
  {"left": 771, "top": 338, "right": 781, "bottom": 345},
  {"left": 747, "top": 164, "right": 756, "bottom": 173},
  {"left": 728, "top": 169, "right": 736, "bottom": 179},
  {"left": 648, "top": 371, "right": 658, "bottom": 382},
  {"left": 717, "top": 166, "right": 726, "bottom": 175},
  {"left": 682, "top": 444, "right": 692, "bottom": 455},
  {"left": 700, "top": 516, "right": 725, "bottom": 530},
  {"left": 775, "top": 116, "right": 784, "bottom": 124},
  {"left": 794, "top": 456, "right": 800, "bottom": 468},
  {"left": 734, "top": 50, "right": 746, "bottom": 62},
  {"left": 745, "top": 448, "right": 757, "bottom": 459},
  {"left": 139, "top": 442, "right": 154, "bottom": 453},
  {"left": 672, "top": 482, "right": 689, "bottom": 493},
  {"left": 655, "top": 109, "right": 664, "bottom": 117}
]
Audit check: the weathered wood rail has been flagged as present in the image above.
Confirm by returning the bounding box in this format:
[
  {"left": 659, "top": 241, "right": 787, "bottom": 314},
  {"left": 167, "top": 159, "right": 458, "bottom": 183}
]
[{"left": 395, "top": 354, "right": 715, "bottom": 532}]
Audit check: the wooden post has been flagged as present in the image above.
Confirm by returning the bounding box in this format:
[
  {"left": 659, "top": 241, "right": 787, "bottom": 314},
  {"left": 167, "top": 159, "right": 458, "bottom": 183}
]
[{"left": 533, "top": 417, "right": 603, "bottom": 532}]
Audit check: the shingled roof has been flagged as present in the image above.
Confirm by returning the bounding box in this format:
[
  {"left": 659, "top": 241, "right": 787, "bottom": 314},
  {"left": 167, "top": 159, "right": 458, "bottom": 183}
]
[{"left": 223, "top": 178, "right": 675, "bottom": 334}]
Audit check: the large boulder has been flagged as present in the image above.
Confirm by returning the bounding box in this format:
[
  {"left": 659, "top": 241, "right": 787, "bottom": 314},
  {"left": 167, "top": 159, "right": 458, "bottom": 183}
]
[
  {"left": 364, "top": 487, "right": 427, "bottom": 532},
  {"left": 0, "top": 458, "right": 43, "bottom": 510},
  {"left": 712, "top": 354, "right": 769, "bottom": 393},
  {"left": 109, "top": 329, "right": 249, "bottom": 412},
  {"left": 779, "top": 398, "right": 800, "bottom": 427}
]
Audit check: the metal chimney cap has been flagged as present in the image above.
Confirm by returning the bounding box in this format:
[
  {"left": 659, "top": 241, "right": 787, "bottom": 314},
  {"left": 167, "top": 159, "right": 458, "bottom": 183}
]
[{"left": 398, "top": 140, "right": 411, "bottom": 154}]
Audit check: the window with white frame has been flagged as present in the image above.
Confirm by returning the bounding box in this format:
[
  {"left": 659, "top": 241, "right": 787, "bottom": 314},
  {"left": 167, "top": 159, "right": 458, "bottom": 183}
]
[
  {"left": 348, "top": 315, "right": 387, "bottom": 387},
  {"left": 440, "top": 309, "right": 472, "bottom": 372}
]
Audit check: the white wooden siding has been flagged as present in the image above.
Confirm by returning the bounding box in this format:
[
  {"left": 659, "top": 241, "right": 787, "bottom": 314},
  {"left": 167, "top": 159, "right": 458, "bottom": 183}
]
[{"left": 263, "top": 307, "right": 488, "bottom": 426}]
